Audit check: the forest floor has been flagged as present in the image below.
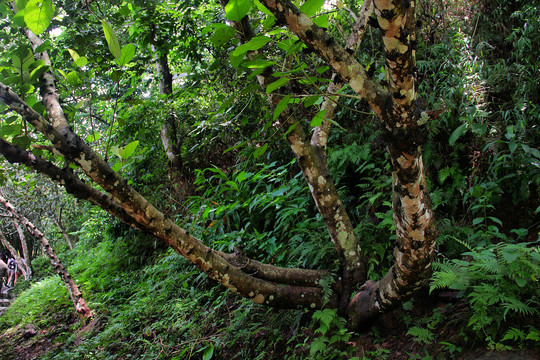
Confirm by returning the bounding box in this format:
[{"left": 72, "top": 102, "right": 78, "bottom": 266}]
[
  {"left": 0, "top": 289, "right": 538, "bottom": 360},
  {"left": 1, "top": 302, "right": 538, "bottom": 360}
]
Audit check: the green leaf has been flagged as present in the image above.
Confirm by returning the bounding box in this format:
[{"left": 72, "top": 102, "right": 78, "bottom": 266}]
[
  {"left": 229, "top": 52, "right": 245, "bottom": 68},
  {"left": 209, "top": 24, "right": 236, "bottom": 46},
  {"left": 310, "top": 109, "right": 326, "bottom": 127},
  {"left": 202, "top": 345, "right": 214, "bottom": 360},
  {"left": 74, "top": 57, "right": 88, "bottom": 67},
  {"left": 0, "top": 124, "right": 23, "bottom": 137},
  {"left": 111, "top": 162, "right": 122, "bottom": 172},
  {"left": 509, "top": 142, "right": 518, "bottom": 153},
  {"left": 472, "top": 217, "right": 484, "bottom": 225},
  {"left": 253, "top": 143, "right": 268, "bottom": 159},
  {"left": 300, "top": 0, "right": 325, "bottom": 17},
  {"left": 224, "top": 0, "right": 252, "bottom": 21},
  {"left": 24, "top": 0, "right": 54, "bottom": 35},
  {"left": 30, "top": 64, "right": 49, "bottom": 82},
  {"left": 115, "top": 43, "right": 135, "bottom": 66},
  {"left": 273, "top": 95, "right": 291, "bottom": 120},
  {"left": 67, "top": 49, "right": 80, "bottom": 61},
  {"left": 242, "top": 59, "right": 275, "bottom": 69},
  {"left": 121, "top": 140, "right": 139, "bottom": 159},
  {"left": 34, "top": 39, "right": 52, "bottom": 53},
  {"left": 66, "top": 71, "right": 81, "bottom": 86},
  {"left": 313, "top": 14, "right": 329, "bottom": 28},
  {"left": 449, "top": 123, "right": 468, "bottom": 145},
  {"left": 304, "top": 95, "right": 322, "bottom": 107},
  {"left": 232, "top": 36, "right": 272, "bottom": 57},
  {"left": 102, "top": 20, "right": 121, "bottom": 60},
  {"left": 266, "top": 77, "right": 289, "bottom": 94}
]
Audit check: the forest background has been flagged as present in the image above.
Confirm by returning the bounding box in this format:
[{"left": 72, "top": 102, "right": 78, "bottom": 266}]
[{"left": 0, "top": 0, "right": 538, "bottom": 359}]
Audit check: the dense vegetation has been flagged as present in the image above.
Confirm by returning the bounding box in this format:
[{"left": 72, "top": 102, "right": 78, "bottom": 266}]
[{"left": 0, "top": 0, "right": 538, "bottom": 359}]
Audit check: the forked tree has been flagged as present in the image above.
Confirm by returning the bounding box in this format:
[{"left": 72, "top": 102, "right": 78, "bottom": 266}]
[{"left": 0, "top": 0, "right": 437, "bottom": 327}]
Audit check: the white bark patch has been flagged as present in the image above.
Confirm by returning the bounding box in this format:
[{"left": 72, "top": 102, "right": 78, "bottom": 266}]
[
  {"left": 317, "top": 175, "right": 326, "bottom": 186},
  {"left": 298, "top": 13, "right": 312, "bottom": 28},
  {"left": 76, "top": 153, "right": 93, "bottom": 173},
  {"left": 382, "top": 37, "right": 408, "bottom": 53},
  {"left": 349, "top": 75, "right": 365, "bottom": 94}
]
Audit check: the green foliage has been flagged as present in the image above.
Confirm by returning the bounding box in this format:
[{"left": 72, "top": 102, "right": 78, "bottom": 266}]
[
  {"left": 0, "top": 277, "right": 71, "bottom": 329},
  {"left": 186, "top": 160, "right": 336, "bottom": 268},
  {"left": 290, "top": 309, "right": 358, "bottom": 360},
  {"left": 430, "top": 241, "right": 540, "bottom": 346}
]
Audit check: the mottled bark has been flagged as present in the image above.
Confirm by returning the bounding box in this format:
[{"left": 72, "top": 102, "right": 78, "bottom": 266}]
[
  {"left": 223, "top": 0, "right": 376, "bottom": 311},
  {"left": 0, "top": 195, "right": 92, "bottom": 318},
  {"left": 259, "top": 0, "right": 437, "bottom": 325},
  {"left": 0, "top": 139, "right": 144, "bottom": 232},
  {"left": 0, "top": 81, "right": 333, "bottom": 310}
]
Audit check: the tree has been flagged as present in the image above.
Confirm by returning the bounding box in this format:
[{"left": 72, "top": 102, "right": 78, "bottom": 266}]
[
  {"left": 0, "top": 193, "right": 92, "bottom": 318},
  {"left": 0, "top": 0, "right": 438, "bottom": 327}
]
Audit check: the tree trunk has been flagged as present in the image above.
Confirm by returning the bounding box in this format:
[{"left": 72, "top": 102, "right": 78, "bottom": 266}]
[
  {"left": 0, "top": 230, "right": 29, "bottom": 280},
  {"left": 52, "top": 218, "right": 73, "bottom": 250},
  {"left": 12, "top": 218, "right": 32, "bottom": 279},
  {"left": 0, "top": 194, "right": 93, "bottom": 319}
]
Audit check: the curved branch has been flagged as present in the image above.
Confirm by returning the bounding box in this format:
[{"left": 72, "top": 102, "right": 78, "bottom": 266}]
[{"left": 0, "top": 83, "right": 333, "bottom": 309}]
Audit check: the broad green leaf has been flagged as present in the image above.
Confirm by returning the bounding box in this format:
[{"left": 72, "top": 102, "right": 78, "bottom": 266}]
[
  {"left": 67, "top": 49, "right": 80, "bottom": 61},
  {"left": 112, "top": 162, "right": 122, "bottom": 172},
  {"left": 242, "top": 59, "right": 275, "bottom": 69},
  {"left": 85, "top": 133, "right": 100, "bottom": 142},
  {"left": 254, "top": 0, "right": 273, "bottom": 17},
  {"left": 110, "top": 145, "right": 121, "bottom": 159},
  {"left": 121, "top": 140, "right": 139, "bottom": 159},
  {"left": 299, "top": 0, "right": 325, "bottom": 17},
  {"left": 472, "top": 217, "right": 484, "bottom": 225},
  {"left": 509, "top": 142, "right": 518, "bottom": 153},
  {"left": 310, "top": 109, "right": 326, "bottom": 127},
  {"left": 304, "top": 95, "right": 322, "bottom": 107},
  {"left": 16, "top": 0, "right": 29, "bottom": 10},
  {"left": 266, "top": 77, "right": 289, "bottom": 94},
  {"left": 202, "top": 345, "right": 214, "bottom": 360},
  {"left": 66, "top": 70, "right": 81, "bottom": 86},
  {"left": 209, "top": 24, "right": 236, "bottom": 46},
  {"left": 224, "top": 0, "right": 252, "bottom": 21},
  {"left": 101, "top": 20, "right": 121, "bottom": 60},
  {"left": 57, "top": 69, "right": 68, "bottom": 78},
  {"left": 74, "top": 57, "right": 88, "bottom": 67},
  {"left": 273, "top": 94, "right": 292, "bottom": 120},
  {"left": 313, "top": 14, "right": 329, "bottom": 28},
  {"left": 232, "top": 36, "right": 272, "bottom": 57},
  {"left": 229, "top": 52, "right": 245, "bottom": 68},
  {"left": 24, "top": 0, "right": 54, "bottom": 35},
  {"left": 34, "top": 39, "right": 52, "bottom": 53},
  {"left": 0, "top": 124, "right": 23, "bottom": 137},
  {"left": 253, "top": 143, "right": 268, "bottom": 159},
  {"left": 116, "top": 43, "right": 135, "bottom": 66},
  {"left": 449, "top": 123, "right": 468, "bottom": 145}
]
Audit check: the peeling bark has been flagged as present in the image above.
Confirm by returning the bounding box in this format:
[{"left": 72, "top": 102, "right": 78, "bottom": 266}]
[
  {"left": 259, "top": 0, "right": 437, "bottom": 326},
  {"left": 0, "top": 195, "right": 93, "bottom": 318}
]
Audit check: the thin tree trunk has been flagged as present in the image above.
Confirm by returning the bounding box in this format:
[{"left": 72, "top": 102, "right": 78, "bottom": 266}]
[
  {"left": 52, "top": 218, "right": 73, "bottom": 250},
  {"left": 12, "top": 218, "right": 32, "bottom": 279},
  {"left": 0, "top": 230, "right": 29, "bottom": 280},
  {"left": 0, "top": 194, "right": 93, "bottom": 318}
]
